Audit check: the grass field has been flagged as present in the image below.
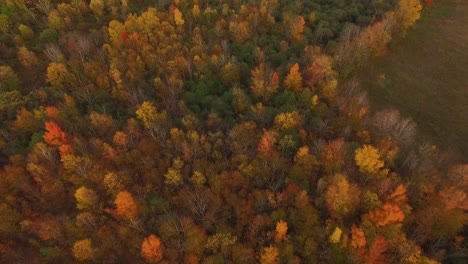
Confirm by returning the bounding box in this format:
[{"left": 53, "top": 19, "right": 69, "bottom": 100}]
[{"left": 359, "top": 0, "right": 468, "bottom": 162}]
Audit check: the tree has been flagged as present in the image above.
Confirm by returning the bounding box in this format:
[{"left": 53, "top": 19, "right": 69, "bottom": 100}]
[
  {"left": 231, "top": 86, "right": 251, "bottom": 114},
  {"left": 184, "top": 254, "right": 199, "bottom": 264},
  {"left": 219, "top": 62, "right": 240, "bottom": 86},
  {"left": 74, "top": 187, "right": 98, "bottom": 210},
  {"left": 351, "top": 225, "right": 366, "bottom": 249},
  {"left": 18, "top": 24, "right": 34, "bottom": 40},
  {"left": 250, "top": 63, "right": 279, "bottom": 101},
  {"left": 89, "top": 0, "right": 105, "bottom": 17},
  {"left": 13, "top": 108, "right": 39, "bottom": 134},
  {"left": 364, "top": 203, "right": 405, "bottom": 227},
  {"left": 329, "top": 227, "right": 342, "bottom": 244},
  {"left": 205, "top": 233, "right": 237, "bottom": 253},
  {"left": 103, "top": 172, "right": 123, "bottom": 194},
  {"left": 439, "top": 187, "right": 468, "bottom": 211},
  {"left": 284, "top": 63, "right": 303, "bottom": 92},
  {"left": 108, "top": 20, "right": 125, "bottom": 46},
  {"left": 284, "top": 15, "right": 305, "bottom": 41},
  {"left": 190, "top": 171, "right": 206, "bottom": 187},
  {"left": 164, "top": 158, "right": 184, "bottom": 186},
  {"left": 173, "top": 7, "right": 185, "bottom": 26},
  {"left": 274, "top": 111, "right": 301, "bottom": 130},
  {"left": 325, "top": 174, "right": 361, "bottom": 219},
  {"left": 0, "top": 66, "right": 19, "bottom": 91},
  {"left": 303, "top": 54, "right": 336, "bottom": 89},
  {"left": 229, "top": 21, "right": 251, "bottom": 44},
  {"left": 0, "top": 14, "right": 10, "bottom": 33},
  {"left": 136, "top": 101, "right": 168, "bottom": 140},
  {"left": 364, "top": 236, "right": 388, "bottom": 264},
  {"left": 136, "top": 101, "right": 158, "bottom": 129},
  {"left": 72, "top": 239, "right": 94, "bottom": 261},
  {"left": 89, "top": 111, "right": 114, "bottom": 136},
  {"left": 274, "top": 220, "right": 288, "bottom": 243},
  {"left": 403, "top": 248, "right": 439, "bottom": 264},
  {"left": 387, "top": 185, "right": 408, "bottom": 206},
  {"left": 257, "top": 129, "right": 277, "bottom": 157},
  {"left": 0, "top": 203, "right": 21, "bottom": 237},
  {"left": 229, "top": 121, "right": 259, "bottom": 154},
  {"left": 17, "top": 47, "right": 38, "bottom": 68},
  {"left": 396, "top": 0, "right": 422, "bottom": 31},
  {"left": 141, "top": 234, "right": 163, "bottom": 263},
  {"left": 114, "top": 191, "right": 139, "bottom": 219},
  {"left": 46, "top": 63, "right": 70, "bottom": 88},
  {"left": 43, "top": 121, "right": 67, "bottom": 146},
  {"left": 372, "top": 110, "right": 416, "bottom": 147},
  {"left": 260, "top": 245, "right": 279, "bottom": 264},
  {"left": 355, "top": 145, "right": 387, "bottom": 177}
]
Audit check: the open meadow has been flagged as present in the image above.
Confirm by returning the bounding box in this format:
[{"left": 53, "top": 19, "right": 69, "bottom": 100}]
[{"left": 360, "top": 0, "right": 468, "bottom": 162}]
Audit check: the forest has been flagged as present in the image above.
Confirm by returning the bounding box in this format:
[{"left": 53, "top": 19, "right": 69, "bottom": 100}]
[{"left": 0, "top": 0, "right": 466, "bottom": 263}]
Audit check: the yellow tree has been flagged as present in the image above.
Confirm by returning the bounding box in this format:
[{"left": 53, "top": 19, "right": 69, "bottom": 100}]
[
  {"left": 274, "top": 111, "right": 301, "bottom": 130},
  {"left": 284, "top": 63, "right": 302, "bottom": 92},
  {"left": 329, "top": 227, "right": 342, "bottom": 244},
  {"left": 17, "top": 47, "right": 38, "bottom": 68},
  {"left": 136, "top": 101, "right": 158, "bottom": 129},
  {"left": 108, "top": 20, "right": 125, "bottom": 46},
  {"left": 274, "top": 220, "right": 288, "bottom": 243},
  {"left": 229, "top": 21, "right": 251, "bottom": 44},
  {"left": 173, "top": 7, "right": 185, "bottom": 26},
  {"left": 74, "top": 186, "right": 98, "bottom": 210},
  {"left": 136, "top": 101, "right": 168, "bottom": 140},
  {"left": 89, "top": 0, "right": 105, "bottom": 17},
  {"left": 164, "top": 157, "right": 184, "bottom": 186},
  {"left": 397, "top": 0, "right": 422, "bottom": 31},
  {"left": 103, "top": 172, "right": 123, "bottom": 194},
  {"left": 46, "top": 63, "right": 70, "bottom": 88},
  {"left": 250, "top": 63, "right": 279, "bottom": 101},
  {"left": 141, "top": 234, "right": 163, "bottom": 263},
  {"left": 325, "top": 174, "right": 360, "bottom": 219},
  {"left": 355, "top": 145, "right": 387, "bottom": 177}
]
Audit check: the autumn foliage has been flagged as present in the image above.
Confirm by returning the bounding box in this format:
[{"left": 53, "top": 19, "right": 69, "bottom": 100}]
[
  {"left": 364, "top": 203, "right": 405, "bottom": 227},
  {"left": 257, "top": 129, "right": 277, "bottom": 157},
  {"left": 274, "top": 220, "right": 288, "bottom": 243},
  {"left": 355, "top": 145, "right": 386, "bottom": 176},
  {"left": 284, "top": 63, "right": 303, "bottom": 92},
  {"left": 260, "top": 245, "right": 279, "bottom": 264},
  {"left": 141, "top": 234, "right": 163, "bottom": 263},
  {"left": 114, "top": 191, "right": 139, "bottom": 219},
  {"left": 364, "top": 236, "right": 388, "bottom": 264},
  {"left": 0, "top": 0, "right": 461, "bottom": 263},
  {"left": 351, "top": 225, "right": 366, "bottom": 249},
  {"left": 43, "top": 121, "right": 67, "bottom": 146},
  {"left": 72, "top": 239, "right": 93, "bottom": 261}
]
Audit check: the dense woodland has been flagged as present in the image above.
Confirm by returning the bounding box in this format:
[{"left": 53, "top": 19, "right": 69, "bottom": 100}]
[{"left": 0, "top": 0, "right": 466, "bottom": 263}]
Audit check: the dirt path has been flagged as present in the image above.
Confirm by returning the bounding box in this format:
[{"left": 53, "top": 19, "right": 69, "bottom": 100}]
[{"left": 360, "top": 0, "right": 468, "bottom": 161}]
